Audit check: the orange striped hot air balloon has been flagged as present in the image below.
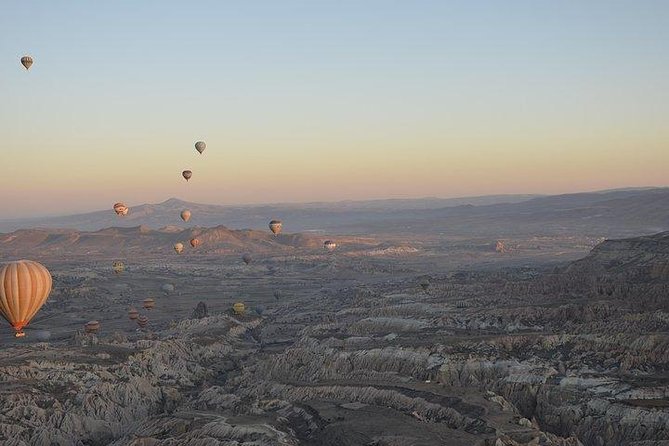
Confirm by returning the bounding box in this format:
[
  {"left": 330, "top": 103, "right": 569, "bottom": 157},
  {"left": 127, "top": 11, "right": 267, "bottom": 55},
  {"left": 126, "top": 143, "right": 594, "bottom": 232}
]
[{"left": 0, "top": 260, "right": 52, "bottom": 337}]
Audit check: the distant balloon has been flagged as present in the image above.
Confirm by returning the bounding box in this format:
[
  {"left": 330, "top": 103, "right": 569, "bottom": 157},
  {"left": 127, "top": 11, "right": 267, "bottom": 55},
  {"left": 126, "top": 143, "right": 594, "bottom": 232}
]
[
  {"left": 420, "top": 279, "right": 430, "bottom": 291},
  {"left": 84, "top": 320, "right": 100, "bottom": 334},
  {"left": 254, "top": 305, "right": 265, "bottom": 316},
  {"left": 324, "top": 240, "right": 337, "bottom": 252},
  {"left": 113, "top": 202, "right": 129, "bottom": 216},
  {"left": 137, "top": 315, "right": 149, "bottom": 328},
  {"left": 143, "top": 298, "right": 155, "bottom": 310},
  {"left": 0, "top": 260, "right": 52, "bottom": 337},
  {"left": 182, "top": 170, "right": 192, "bottom": 182},
  {"left": 269, "top": 220, "right": 282, "bottom": 235},
  {"left": 20, "top": 55, "right": 33, "bottom": 70},
  {"left": 190, "top": 238, "right": 200, "bottom": 248},
  {"left": 180, "top": 210, "right": 191, "bottom": 222},
  {"left": 174, "top": 243, "right": 184, "bottom": 254},
  {"left": 232, "top": 302, "right": 245, "bottom": 315},
  {"left": 113, "top": 261, "right": 125, "bottom": 275},
  {"left": 128, "top": 307, "right": 139, "bottom": 320},
  {"left": 242, "top": 253, "right": 252, "bottom": 265},
  {"left": 195, "top": 141, "right": 206, "bottom": 154},
  {"left": 161, "top": 283, "right": 175, "bottom": 294}
]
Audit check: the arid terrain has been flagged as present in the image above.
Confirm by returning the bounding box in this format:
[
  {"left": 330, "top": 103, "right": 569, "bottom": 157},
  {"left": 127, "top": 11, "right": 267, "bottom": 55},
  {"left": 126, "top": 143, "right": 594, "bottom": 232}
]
[{"left": 1, "top": 190, "right": 669, "bottom": 445}]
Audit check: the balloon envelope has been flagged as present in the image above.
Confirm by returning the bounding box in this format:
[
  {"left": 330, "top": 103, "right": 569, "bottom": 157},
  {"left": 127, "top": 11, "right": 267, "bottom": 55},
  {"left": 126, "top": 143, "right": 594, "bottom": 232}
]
[
  {"left": 113, "top": 261, "right": 125, "bottom": 274},
  {"left": 128, "top": 307, "right": 139, "bottom": 320},
  {"left": 233, "top": 302, "right": 245, "bottom": 315},
  {"left": 0, "top": 260, "right": 52, "bottom": 337},
  {"left": 182, "top": 170, "right": 192, "bottom": 181},
  {"left": 174, "top": 243, "right": 184, "bottom": 254},
  {"left": 85, "top": 320, "right": 100, "bottom": 334},
  {"left": 269, "top": 220, "right": 282, "bottom": 235},
  {"left": 324, "top": 240, "right": 337, "bottom": 251},
  {"left": 20, "top": 56, "right": 33, "bottom": 70},
  {"left": 190, "top": 238, "right": 200, "bottom": 248},
  {"left": 180, "top": 210, "right": 191, "bottom": 222},
  {"left": 242, "top": 254, "right": 252, "bottom": 265},
  {"left": 113, "top": 202, "right": 129, "bottom": 216},
  {"left": 143, "top": 298, "right": 155, "bottom": 310},
  {"left": 195, "top": 141, "right": 206, "bottom": 154}
]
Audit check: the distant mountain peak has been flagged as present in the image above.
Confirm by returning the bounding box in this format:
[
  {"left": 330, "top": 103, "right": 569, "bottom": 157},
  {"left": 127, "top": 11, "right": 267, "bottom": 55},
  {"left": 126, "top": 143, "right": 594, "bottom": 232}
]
[{"left": 160, "top": 197, "right": 189, "bottom": 205}]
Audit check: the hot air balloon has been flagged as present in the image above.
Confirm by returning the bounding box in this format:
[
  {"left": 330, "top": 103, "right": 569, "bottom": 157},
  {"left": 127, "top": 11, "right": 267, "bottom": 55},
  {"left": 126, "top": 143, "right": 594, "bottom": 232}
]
[
  {"left": 324, "top": 240, "right": 337, "bottom": 252},
  {"left": 269, "top": 220, "right": 282, "bottom": 235},
  {"left": 174, "top": 243, "right": 184, "bottom": 254},
  {"left": 195, "top": 141, "right": 206, "bottom": 154},
  {"left": 143, "top": 298, "right": 155, "bottom": 310},
  {"left": 113, "top": 261, "right": 125, "bottom": 274},
  {"left": 420, "top": 279, "right": 430, "bottom": 291},
  {"left": 180, "top": 210, "right": 191, "bottom": 222},
  {"left": 0, "top": 260, "right": 52, "bottom": 337},
  {"left": 190, "top": 238, "right": 200, "bottom": 248},
  {"left": 137, "top": 315, "right": 149, "bottom": 328},
  {"left": 113, "top": 202, "right": 129, "bottom": 216},
  {"left": 84, "top": 320, "right": 100, "bottom": 334},
  {"left": 20, "top": 56, "right": 33, "bottom": 70},
  {"left": 242, "top": 253, "right": 252, "bottom": 265},
  {"left": 182, "top": 170, "right": 192, "bottom": 182},
  {"left": 232, "top": 302, "right": 245, "bottom": 315},
  {"left": 128, "top": 307, "right": 139, "bottom": 320},
  {"left": 254, "top": 305, "right": 265, "bottom": 316},
  {"left": 161, "top": 283, "right": 175, "bottom": 294}
]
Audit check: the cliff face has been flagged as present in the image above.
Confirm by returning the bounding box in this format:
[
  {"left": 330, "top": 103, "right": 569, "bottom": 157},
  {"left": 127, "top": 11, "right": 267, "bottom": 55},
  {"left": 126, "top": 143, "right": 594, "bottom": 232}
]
[{"left": 566, "top": 231, "right": 669, "bottom": 281}]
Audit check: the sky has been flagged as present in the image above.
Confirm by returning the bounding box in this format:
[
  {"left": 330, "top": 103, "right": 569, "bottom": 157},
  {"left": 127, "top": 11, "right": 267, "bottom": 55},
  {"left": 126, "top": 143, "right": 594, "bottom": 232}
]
[{"left": 1, "top": 0, "right": 668, "bottom": 217}]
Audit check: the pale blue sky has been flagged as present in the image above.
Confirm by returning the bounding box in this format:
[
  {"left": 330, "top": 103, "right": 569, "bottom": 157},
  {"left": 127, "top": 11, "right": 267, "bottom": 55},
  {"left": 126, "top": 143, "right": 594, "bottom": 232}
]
[{"left": 1, "top": 1, "right": 668, "bottom": 217}]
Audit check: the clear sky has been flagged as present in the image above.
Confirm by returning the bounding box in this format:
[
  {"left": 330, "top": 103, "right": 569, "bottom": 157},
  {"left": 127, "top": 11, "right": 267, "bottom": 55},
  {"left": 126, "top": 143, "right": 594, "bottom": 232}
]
[{"left": 1, "top": 1, "right": 667, "bottom": 217}]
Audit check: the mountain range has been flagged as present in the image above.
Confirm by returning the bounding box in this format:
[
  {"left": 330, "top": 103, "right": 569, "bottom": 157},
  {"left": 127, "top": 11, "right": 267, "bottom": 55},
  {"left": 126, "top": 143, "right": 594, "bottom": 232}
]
[{"left": 0, "top": 187, "right": 667, "bottom": 238}]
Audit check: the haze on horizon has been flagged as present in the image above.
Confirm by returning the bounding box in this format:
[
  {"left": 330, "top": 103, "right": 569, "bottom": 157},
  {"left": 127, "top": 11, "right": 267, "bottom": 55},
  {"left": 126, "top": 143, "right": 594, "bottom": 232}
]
[{"left": 1, "top": 1, "right": 668, "bottom": 218}]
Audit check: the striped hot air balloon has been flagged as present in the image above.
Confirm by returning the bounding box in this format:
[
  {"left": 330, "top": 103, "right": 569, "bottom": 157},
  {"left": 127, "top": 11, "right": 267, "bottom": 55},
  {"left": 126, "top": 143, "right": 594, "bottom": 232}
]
[
  {"left": 269, "top": 220, "right": 282, "bottom": 235},
  {"left": 113, "top": 202, "right": 129, "bottom": 216},
  {"left": 0, "top": 260, "right": 52, "bottom": 337},
  {"left": 20, "top": 55, "right": 33, "bottom": 70}
]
